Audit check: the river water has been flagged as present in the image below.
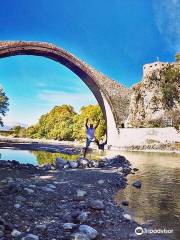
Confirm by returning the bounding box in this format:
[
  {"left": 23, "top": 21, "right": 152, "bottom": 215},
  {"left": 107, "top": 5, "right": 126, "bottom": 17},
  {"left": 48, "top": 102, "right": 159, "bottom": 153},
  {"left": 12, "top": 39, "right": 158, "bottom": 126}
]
[
  {"left": 0, "top": 148, "right": 180, "bottom": 238},
  {"left": 114, "top": 151, "right": 180, "bottom": 239}
]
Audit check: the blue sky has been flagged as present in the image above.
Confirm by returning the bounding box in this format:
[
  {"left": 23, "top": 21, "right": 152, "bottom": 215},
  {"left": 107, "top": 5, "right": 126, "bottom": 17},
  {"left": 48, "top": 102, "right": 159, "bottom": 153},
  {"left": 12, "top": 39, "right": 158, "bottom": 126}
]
[{"left": 0, "top": 0, "right": 179, "bottom": 126}]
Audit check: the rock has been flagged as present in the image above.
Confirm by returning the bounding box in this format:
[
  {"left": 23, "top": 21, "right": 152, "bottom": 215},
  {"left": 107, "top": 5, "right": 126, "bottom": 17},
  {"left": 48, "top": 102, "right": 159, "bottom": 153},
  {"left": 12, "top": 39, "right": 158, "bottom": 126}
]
[
  {"left": 22, "top": 234, "right": 39, "bottom": 240},
  {"left": 76, "top": 190, "right": 87, "bottom": 198},
  {"left": 29, "top": 185, "right": 36, "bottom": 188},
  {"left": 79, "top": 225, "right": 98, "bottom": 239},
  {"left": 63, "top": 223, "right": 77, "bottom": 230},
  {"left": 78, "top": 158, "right": 89, "bottom": 168},
  {"left": 63, "top": 213, "right": 73, "bottom": 222},
  {"left": 88, "top": 161, "right": 99, "bottom": 168},
  {"left": 121, "top": 201, "right": 129, "bottom": 206},
  {"left": 16, "top": 196, "right": 26, "bottom": 202},
  {"left": 117, "top": 167, "right": 123, "bottom": 172},
  {"left": 0, "top": 231, "right": 4, "bottom": 237},
  {"left": 42, "top": 187, "right": 55, "bottom": 192},
  {"left": 133, "top": 168, "right": 139, "bottom": 171},
  {"left": 71, "top": 210, "right": 81, "bottom": 219},
  {"left": 14, "top": 203, "right": 21, "bottom": 209},
  {"left": 35, "top": 224, "right": 47, "bottom": 230},
  {"left": 132, "top": 180, "right": 142, "bottom": 188},
  {"left": 55, "top": 157, "right": 67, "bottom": 169},
  {"left": 0, "top": 225, "right": 5, "bottom": 231},
  {"left": 123, "top": 213, "right": 132, "bottom": 220},
  {"left": 24, "top": 188, "right": 34, "bottom": 194},
  {"left": 97, "top": 180, "right": 104, "bottom": 185},
  {"left": 11, "top": 229, "right": 22, "bottom": 237},
  {"left": 42, "top": 164, "right": 52, "bottom": 171},
  {"left": 63, "top": 164, "right": 70, "bottom": 169},
  {"left": 77, "top": 212, "right": 89, "bottom": 223},
  {"left": 70, "top": 233, "right": 90, "bottom": 240},
  {"left": 69, "top": 161, "right": 79, "bottom": 168},
  {"left": 90, "top": 200, "right": 104, "bottom": 210},
  {"left": 98, "top": 161, "right": 105, "bottom": 168},
  {"left": 46, "top": 184, "right": 56, "bottom": 189}
]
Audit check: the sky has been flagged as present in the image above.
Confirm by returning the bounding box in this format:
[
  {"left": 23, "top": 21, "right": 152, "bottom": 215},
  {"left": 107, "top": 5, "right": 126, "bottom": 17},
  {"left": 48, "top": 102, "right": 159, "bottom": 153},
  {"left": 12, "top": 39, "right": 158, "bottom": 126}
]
[{"left": 0, "top": 0, "right": 179, "bottom": 126}]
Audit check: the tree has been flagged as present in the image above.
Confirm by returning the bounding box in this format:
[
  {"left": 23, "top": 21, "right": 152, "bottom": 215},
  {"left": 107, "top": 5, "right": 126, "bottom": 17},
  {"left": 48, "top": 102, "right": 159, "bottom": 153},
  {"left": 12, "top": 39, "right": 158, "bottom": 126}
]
[
  {"left": 26, "top": 105, "right": 77, "bottom": 140},
  {"left": 0, "top": 87, "right": 9, "bottom": 126},
  {"left": 161, "top": 65, "right": 180, "bottom": 108}
]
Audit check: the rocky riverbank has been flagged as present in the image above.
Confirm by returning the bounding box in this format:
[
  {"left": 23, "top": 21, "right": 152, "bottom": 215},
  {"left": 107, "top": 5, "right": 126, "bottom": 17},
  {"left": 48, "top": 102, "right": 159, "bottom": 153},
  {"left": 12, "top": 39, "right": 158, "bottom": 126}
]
[{"left": 0, "top": 154, "right": 155, "bottom": 240}]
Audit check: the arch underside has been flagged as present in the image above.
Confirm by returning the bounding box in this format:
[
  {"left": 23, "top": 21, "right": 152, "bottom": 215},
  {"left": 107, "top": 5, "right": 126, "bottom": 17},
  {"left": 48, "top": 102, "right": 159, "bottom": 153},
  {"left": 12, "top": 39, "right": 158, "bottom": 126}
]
[{"left": 0, "top": 41, "right": 131, "bottom": 146}]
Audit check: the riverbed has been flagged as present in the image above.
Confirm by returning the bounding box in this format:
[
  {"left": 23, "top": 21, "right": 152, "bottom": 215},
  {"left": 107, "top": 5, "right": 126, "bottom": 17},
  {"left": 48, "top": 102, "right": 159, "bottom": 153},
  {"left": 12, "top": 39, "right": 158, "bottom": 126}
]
[{"left": 0, "top": 146, "right": 180, "bottom": 239}]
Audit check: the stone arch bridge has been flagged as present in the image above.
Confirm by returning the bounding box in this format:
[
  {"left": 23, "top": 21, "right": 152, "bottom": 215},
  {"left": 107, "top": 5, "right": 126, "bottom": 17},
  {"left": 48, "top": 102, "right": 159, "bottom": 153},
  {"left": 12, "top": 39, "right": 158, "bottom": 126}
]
[{"left": 0, "top": 41, "right": 130, "bottom": 148}]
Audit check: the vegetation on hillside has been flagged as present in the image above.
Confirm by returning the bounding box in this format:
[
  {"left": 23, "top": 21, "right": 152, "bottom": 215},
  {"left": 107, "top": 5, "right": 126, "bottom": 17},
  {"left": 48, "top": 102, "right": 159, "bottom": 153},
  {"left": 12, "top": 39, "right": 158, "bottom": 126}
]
[{"left": 161, "top": 65, "right": 180, "bottom": 109}]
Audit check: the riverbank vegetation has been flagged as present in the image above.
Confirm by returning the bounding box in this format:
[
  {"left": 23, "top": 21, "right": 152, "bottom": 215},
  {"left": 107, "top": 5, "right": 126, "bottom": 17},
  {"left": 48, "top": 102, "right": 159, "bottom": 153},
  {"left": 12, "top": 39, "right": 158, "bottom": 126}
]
[
  {"left": 0, "top": 87, "right": 9, "bottom": 126},
  {"left": 9, "top": 104, "right": 106, "bottom": 141}
]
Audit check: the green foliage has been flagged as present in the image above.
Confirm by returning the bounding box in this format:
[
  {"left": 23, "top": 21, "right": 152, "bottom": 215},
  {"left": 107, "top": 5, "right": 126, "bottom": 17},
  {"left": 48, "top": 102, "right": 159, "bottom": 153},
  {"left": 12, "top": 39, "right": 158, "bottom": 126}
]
[
  {"left": 176, "top": 53, "right": 180, "bottom": 62},
  {"left": 161, "top": 65, "right": 180, "bottom": 108},
  {"left": 10, "top": 125, "right": 24, "bottom": 135},
  {"left": 23, "top": 104, "right": 106, "bottom": 141},
  {"left": 73, "top": 105, "right": 106, "bottom": 141},
  {"left": 26, "top": 105, "right": 77, "bottom": 140},
  {"left": 0, "top": 87, "right": 9, "bottom": 126}
]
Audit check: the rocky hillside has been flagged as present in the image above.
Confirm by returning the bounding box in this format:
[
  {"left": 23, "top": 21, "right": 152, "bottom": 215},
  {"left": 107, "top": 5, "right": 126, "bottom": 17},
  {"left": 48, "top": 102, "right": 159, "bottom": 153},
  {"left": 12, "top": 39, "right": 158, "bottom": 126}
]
[{"left": 126, "top": 55, "right": 180, "bottom": 128}]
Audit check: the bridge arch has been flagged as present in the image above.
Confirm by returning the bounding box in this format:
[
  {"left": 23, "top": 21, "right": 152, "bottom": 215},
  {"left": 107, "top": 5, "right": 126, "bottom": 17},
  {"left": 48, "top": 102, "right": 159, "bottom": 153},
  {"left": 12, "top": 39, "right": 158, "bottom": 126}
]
[{"left": 0, "top": 41, "right": 130, "bottom": 147}]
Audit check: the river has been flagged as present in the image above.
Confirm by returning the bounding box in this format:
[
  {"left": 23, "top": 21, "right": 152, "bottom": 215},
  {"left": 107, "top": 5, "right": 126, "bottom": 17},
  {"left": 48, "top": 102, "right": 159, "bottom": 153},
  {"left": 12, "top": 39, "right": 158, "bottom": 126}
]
[{"left": 0, "top": 148, "right": 180, "bottom": 239}]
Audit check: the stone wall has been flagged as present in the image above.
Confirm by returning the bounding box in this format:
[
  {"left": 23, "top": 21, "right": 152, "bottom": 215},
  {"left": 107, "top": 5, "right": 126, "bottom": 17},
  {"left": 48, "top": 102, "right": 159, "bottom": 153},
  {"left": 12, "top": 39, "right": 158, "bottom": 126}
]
[{"left": 118, "top": 127, "right": 180, "bottom": 147}]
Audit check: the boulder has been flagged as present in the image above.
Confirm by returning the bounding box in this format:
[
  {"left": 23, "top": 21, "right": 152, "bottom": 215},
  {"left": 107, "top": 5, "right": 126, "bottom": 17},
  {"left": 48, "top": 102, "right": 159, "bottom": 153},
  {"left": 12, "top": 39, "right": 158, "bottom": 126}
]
[
  {"left": 78, "top": 158, "right": 89, "bottom": 168},
  {"left": 79, "top": 225, "right": 98, "bottom": 239},
  {"left": 69, "top": 161, "right": 79, "bottom": 168},
  {"left": 55, "top": 157, "right": 67, "bottom": 169}
]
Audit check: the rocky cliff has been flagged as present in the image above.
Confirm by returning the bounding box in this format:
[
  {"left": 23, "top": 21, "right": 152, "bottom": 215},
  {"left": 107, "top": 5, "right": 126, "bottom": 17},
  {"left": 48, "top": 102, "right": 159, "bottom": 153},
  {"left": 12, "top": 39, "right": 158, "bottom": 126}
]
[{"left": 126, "top": 54, "right": 180, "bottom": 128}]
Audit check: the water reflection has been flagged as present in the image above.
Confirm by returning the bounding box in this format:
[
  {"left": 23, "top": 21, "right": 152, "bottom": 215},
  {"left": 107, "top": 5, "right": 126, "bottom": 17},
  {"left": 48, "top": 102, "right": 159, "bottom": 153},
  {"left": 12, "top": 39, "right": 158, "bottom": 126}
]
[{"left": 114, "top": 151, "right": 180, "bottom": 239}]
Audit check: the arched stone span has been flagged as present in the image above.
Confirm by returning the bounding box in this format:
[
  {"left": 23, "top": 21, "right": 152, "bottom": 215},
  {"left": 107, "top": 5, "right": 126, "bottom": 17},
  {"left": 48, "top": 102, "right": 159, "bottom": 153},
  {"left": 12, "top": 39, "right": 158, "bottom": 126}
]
[{"left": 0, "top": 41, "right": 130, "bottom": 147}]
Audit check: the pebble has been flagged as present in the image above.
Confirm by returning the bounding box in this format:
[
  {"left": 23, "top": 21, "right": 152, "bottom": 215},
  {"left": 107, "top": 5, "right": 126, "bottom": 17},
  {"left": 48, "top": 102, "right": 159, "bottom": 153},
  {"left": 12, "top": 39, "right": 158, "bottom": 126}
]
[
  {"left": 14, "top": 203, "right": 21, "bottom": 209},
  {"left": 24, "top": 188, "right": 34, "bottom": 194},
  {"left": 77, "top": 212, "right": 89, "bottom": 222},
  {"left": 90, "top": 200, "right": 105, "bottom": 210},
  {"left": 79, "top": 225, "right": 98, "bottom": 239},
  {"left": 16, "top": 196, "right": 26, "bottom": 202},
  {"left": 46, "top": 184, "right": 56, "bottom": 189},
  {"left": 97, "top": 180, "right": 104, "bottom": 185},
  {"left": 22, "top": 233, "right": 39, "bottom": 240},
  {"left": 121, "top": 200, "right": 129, "bottom": 206},
  {"left": 132, "top": 180, "right": 142, "bottom": 188},
  {"left": 63, "top": 223, "right": 77, "bottom": 230},
  {"left": 42, "top": 187, "right": 55, "bottom": 192},
  {"left": 35, "top": 224, "right": 47, "bottom": 230},
  {"left": 11, "top": 229, "right": 22, "bottom": 237},
  {"left": 76, "top": 189, "right": 87, "bottom": 198},
  {"left": 70, "top": 233, "right": 90, "bottom": 240},
  {"left": 123, "top": 213, "right": 132, "bottom": 220}
]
